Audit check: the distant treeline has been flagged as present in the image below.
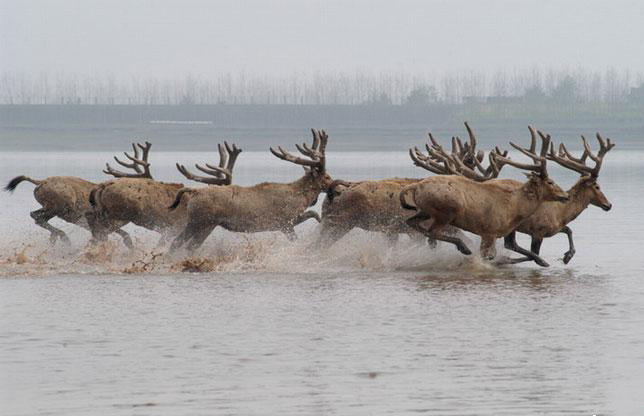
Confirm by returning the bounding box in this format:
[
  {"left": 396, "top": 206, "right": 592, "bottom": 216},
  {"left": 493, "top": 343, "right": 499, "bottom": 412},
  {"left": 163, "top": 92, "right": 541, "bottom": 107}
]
[{"left": 2, "top": 68, "right": 644, "bottom": 106}]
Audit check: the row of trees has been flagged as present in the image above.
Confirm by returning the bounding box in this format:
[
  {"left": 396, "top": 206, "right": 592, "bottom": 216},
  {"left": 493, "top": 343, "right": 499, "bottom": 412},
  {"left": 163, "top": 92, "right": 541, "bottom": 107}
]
[{"left": 1, "top": 68, "right": 642, "bottom": 106}]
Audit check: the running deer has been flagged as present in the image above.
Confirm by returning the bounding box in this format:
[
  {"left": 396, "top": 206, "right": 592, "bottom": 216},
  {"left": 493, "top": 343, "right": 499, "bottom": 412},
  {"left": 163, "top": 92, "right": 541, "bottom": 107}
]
[
  {"left": 169, "top": 129, "right": 333, "bottom": 251},
  {"left": 506, "top": 134, "right": 615, "bottom": 264},
  {"left": 5, "top": 166, "right": 133, "bottom": 248},
  {"left": 87, "top": 141, "right": 241, "bottom": 246},
  {"left": 400, "top": 127, "right": 569, "bottom": 267},
  {"left": 315, "top": 122, "right": 505, "bottom": 248}
]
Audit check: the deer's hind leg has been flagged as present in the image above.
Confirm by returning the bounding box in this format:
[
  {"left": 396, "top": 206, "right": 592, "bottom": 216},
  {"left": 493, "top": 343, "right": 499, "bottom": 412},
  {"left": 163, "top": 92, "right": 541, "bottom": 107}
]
[
  {"left": 503, "top": 231, "right": 549, "bottom": 267},
  {"left": 405, "top": 211, "right": 472, "bottom": 255},
  {"left": 185, "top": 223, "right": 217, "bottom": 251},
  {"left": 114, "top": 229, "right": 134, "bottom": 250},
  {"left": 284, "top": 210, "right": 322, "bottom": 241},
  {"left": 312, "top": 221, "right": 352, "bottom": 249},
  {"left": 30, "top": 208, "right": 70, "bottom": 245}
]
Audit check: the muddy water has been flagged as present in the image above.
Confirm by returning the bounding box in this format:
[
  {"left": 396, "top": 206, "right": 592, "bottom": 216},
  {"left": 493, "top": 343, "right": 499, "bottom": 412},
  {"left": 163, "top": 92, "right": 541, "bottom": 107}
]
[{"left": 1, "top": 148, "right": 643, "bottom": 415}]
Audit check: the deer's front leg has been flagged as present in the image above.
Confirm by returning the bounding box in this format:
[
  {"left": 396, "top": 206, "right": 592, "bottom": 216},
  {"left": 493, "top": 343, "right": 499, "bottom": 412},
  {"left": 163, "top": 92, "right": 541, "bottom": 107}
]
[
  {"left": 560, "top": 226, "right": 576, "bottom": 264},
  {"left": 503, "top": 231, "right": 549, "bottom": 267},
  {"left": 479, "top": 235, "right": 496, "bottom": 261}
]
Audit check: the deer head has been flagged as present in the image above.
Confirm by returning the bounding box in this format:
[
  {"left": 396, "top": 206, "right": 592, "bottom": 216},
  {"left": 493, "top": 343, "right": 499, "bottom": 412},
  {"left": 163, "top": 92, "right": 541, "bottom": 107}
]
[
  {"left": 104, "top": 141, "right": 153, "bottom": 179},
  {"left": 547, "top": 133, "right": 615, "bottom": 211},
  {"left": 270, "top": 128, "right": 333, "bottom": 190},
  {"left": 176, "top": 141, "right": 242, "bottom": 185},
  {"left": 492, "top": 126, "right": 569, "bottom": 202}
]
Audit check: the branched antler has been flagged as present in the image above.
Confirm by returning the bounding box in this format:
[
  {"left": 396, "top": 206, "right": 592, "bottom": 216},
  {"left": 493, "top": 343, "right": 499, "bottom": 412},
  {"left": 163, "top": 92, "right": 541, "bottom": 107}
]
[
  {"left": 176, "top": 141, "right": 242, "bottom": 185},
  {"left": 270, "top": 129, "right": 328, "bottom": 171},
  {"left": 104, "top": 141, "right": 153, "bottom": 179},
  {"left": 410, "top": 122, "right": 507, "bottom": 181},
  {"left": 547, "top": 133, "right": 615, "bottom": 177},
  {"left": 491, "top": 126, "right": 551, "bottom": 178}
]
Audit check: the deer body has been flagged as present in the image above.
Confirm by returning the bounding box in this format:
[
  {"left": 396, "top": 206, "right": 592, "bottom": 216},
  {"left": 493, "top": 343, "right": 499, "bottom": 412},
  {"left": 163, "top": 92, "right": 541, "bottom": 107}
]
[
  {"left": 5, "top": 175, "right": 132, "bottom": 247},
  {"left": 170, "top": 129, "right": 332, "bottom": 251},
  {"left": 402, "top": 127, "right": 569, "bottom": 266},
  {"left": 87, "top": 141, "right": 242, "bottom": 246},
  {"left": 316, "top": 178, "right": 423, "bottom": 246},
  {"left": 89, "top": 179, "right": 187, "bottom": 238}
]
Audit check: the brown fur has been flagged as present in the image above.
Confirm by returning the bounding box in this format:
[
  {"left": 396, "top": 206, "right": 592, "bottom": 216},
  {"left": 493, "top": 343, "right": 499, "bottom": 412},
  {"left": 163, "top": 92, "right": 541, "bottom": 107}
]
[
  {"left": 316, "top": 178, "right": 425, "bottom": 246},
  {"left": 5, "top": 175, "right": 132, "bottom": 247},
  {"left": 171, "top": 171, "right": 333, "bottom": 251},
  {"left": 401, "top": 174, "right": 569, "bottom": 263},
  {"left": 511, "top": 176, "right": 611, "bottom": 263},
  {"left": 87, "top": 178, "right": 187, "bottom": 244}
]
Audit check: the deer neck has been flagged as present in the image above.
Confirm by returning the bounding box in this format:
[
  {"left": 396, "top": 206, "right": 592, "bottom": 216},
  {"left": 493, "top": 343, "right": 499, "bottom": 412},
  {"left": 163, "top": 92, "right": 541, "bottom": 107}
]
[
  {"left": 292, "top": 174, "right": 324, "bottom": 205},
  {"left": 513, "top": 180, "right": 548, "bottom": 218},
  {"left": 557, "top": 181, "right": 592, "bottom": 225}
]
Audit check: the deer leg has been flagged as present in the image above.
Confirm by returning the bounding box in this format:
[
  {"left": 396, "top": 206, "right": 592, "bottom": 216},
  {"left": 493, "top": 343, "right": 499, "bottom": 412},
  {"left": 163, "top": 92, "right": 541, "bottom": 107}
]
[
  {"left": 186, "top": 224, "right": 217, "bottom": 251},
  {"left": 293, "top": 210, "right": 321, "bottom": 226},
  {"left": 503, "top": 232, "right": 549, "bottom": 267},
  {"left": 560, "top": 226, "right": 576, "bottom": 264},
  {"left": 313, "top": 222, "right": 351, "bottom": 249},
  {"left": 282, "top": 228, "right": 297, "bottom": 241},
  {"left": 479, "top": 236, "right": 497, "bottom": 261},
  {"left": 406, "top": 212, "right": 472, "bottom": 255},
  {"left": 114, "top": 229, "right": 134, "bottom": 250},
  {"left": 385, "top": 232, "right": 399, "bottom": 246},
  {"left": 170, "top": 225, "right": 193, "bottom": 251},
  {"left": 30, "top": 209, "right": 70, "bottom": 245}
]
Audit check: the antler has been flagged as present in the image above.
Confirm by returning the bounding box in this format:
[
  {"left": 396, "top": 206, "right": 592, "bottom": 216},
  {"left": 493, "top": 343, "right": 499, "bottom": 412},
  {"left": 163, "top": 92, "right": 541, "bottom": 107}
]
[
  {"left": 104, "top": 141, "right": 153, "bottom": 179},
  {"left": 409, "top": 146, "right": 459, "bottom": 175},
  {"left": 491, "top": 126, "right": 551, "bottom": 178},
  {"left": 547, "top": 133, "right": 615, "bottom": 178},
  {"left": 412, "top": 123, "right": 508, "bottom": 182},
  {"left": 176, "top": 141, "right": 242, "bottom": 185},
  {"left": 270, "top": 128, "right": 328, "bottom": 171}
]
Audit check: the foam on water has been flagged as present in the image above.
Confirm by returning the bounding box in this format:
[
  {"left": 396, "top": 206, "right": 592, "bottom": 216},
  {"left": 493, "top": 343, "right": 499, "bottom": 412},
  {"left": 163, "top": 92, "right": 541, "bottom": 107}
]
[{"left": 0, "top": 224, "right": 497, "bottom": 277}]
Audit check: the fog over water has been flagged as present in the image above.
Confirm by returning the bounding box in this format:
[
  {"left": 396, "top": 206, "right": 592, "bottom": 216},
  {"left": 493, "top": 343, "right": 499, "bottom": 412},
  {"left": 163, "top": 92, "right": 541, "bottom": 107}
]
[{"left": 3, "top": 0, "right": 644, "bottom": 76}]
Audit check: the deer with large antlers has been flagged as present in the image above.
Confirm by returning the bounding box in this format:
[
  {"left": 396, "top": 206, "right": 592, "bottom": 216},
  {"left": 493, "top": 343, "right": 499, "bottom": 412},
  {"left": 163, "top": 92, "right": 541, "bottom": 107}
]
[
  {"left": 502, "top": 134, "right": 614, "bottom": 264},
  {"left": 314, "top": 122, "right": 504, "bottom": 248},
  {"left": 169, "top": 129, "right": 333, "bottom": 251},
  {"left": 87, "top": 141, "right": 241, "bottom": 246},
  {"left": 400, "top": 126, "right": 569, "bottom": 266}
]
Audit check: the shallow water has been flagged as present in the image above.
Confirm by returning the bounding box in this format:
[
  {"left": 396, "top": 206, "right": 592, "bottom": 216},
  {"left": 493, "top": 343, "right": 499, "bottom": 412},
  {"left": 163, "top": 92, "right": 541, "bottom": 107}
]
[{"left": 1, "top": 139, "right": 644, "bottom": 414}]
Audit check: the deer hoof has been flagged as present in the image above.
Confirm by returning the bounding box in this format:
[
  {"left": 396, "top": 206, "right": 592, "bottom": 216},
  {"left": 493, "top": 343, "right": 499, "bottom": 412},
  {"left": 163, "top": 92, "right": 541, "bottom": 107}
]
[
  {"left": 427, "top": 238, "right": 437, "bottom": 248},
  {"left": 534, "top": 257, "right": 550, "bottom": 267},
  {"left": 458, "top": 245, "right": 472, "bottom": 255},
  {"left": 563, "top": 251, "right": 575, "bottom": 264}
]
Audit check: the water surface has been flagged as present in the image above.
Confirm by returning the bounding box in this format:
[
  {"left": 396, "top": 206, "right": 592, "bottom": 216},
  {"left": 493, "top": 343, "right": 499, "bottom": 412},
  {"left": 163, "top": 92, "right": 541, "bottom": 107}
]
[{"left": 1, "top": 133, "right": 643, "bottom": 415}]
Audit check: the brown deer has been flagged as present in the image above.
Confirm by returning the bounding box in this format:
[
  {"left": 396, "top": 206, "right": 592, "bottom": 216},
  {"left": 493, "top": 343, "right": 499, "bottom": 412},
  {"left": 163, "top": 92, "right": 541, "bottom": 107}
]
[
  {"left": 315, "top": 122, "right": 504, "bottom": 248},
  {"left": 87, "top": 141, "right": 241, "bottom": 246},
  {"left": 169, "top": 129, "right": 333, "bottom": 251},
  {"left": 5, "top": 163, "right": 134, "bottom": 248},
  {"left": 400, "top": 127, "right": 569, "bottom": 267},
  {"left": 505, "top": 134, "right": 614, "bottom": 264}
]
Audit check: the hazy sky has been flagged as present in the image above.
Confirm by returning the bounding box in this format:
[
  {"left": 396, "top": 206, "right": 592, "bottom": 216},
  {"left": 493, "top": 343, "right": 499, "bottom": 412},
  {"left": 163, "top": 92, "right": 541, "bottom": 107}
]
[{"left": 2, "top": 0, "right": 643, "bottom": 77}]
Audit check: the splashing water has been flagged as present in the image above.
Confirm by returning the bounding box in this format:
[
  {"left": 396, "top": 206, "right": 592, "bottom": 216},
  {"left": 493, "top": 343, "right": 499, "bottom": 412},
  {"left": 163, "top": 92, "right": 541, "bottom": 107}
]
[{"left": 0, "top": 224, "right": 499, "bottom": 277}]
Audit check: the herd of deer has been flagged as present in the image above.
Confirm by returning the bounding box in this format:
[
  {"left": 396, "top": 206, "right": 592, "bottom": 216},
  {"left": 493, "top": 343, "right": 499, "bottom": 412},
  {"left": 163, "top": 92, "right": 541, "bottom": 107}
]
[{"left": 5, "top": 123, "right": 614, "bottom": 267}]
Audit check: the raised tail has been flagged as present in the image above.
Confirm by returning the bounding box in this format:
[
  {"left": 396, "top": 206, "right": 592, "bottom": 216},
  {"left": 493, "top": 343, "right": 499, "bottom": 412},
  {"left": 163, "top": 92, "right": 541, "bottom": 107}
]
[
  {"left": 399, "top": 186, "right": 417, "bottom": 210},
  {"left": 89, "top": 186, "right": 100, "bottom": 207},
  {"left": 168, "top": 188, "right": 194, "bottom": 210},
  {"left": 5, "top": 175, "right": 41, "bottom": 192},
  {"left": 326, "top": 179, "right": 354, "bottom": 202}
]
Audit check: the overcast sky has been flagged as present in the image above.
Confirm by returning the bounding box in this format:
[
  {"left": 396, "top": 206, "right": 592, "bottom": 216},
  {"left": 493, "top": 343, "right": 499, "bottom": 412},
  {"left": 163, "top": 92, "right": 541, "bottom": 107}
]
[{"left": 2, "top": 0, "right": 643, "bottom": 78}]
